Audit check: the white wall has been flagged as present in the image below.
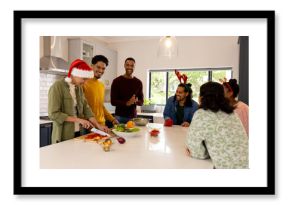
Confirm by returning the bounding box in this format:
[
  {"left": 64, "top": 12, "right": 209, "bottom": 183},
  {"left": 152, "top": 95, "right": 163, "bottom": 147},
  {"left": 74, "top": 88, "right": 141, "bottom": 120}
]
[
  {"left": 109, "top": 36, "right": 240, "bottom": 98},
  {"left": 39, "top": 73, "right": 62, "bottom": 115}
]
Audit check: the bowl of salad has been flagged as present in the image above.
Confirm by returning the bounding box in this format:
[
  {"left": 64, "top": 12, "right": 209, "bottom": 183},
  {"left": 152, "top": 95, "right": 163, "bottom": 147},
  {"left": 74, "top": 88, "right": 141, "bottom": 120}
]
[{"left": 112, "top": 121, "right": 141, "bottom": 138}]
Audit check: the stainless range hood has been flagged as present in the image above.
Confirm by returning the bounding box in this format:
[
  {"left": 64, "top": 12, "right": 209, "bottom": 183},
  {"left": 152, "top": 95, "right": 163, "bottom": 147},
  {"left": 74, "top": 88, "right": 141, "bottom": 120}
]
[{"left": 40, "top": 36, "right": 69, "bottom": 75}]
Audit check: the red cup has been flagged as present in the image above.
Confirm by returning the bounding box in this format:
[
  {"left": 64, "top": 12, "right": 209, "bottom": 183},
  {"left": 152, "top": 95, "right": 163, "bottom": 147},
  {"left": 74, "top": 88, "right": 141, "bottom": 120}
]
[
  {"left": 164, "top": 119, "right": 173, "bottom": 127},
  {"left": 150, "top": 129, "right": 160, "bottom": 137}
]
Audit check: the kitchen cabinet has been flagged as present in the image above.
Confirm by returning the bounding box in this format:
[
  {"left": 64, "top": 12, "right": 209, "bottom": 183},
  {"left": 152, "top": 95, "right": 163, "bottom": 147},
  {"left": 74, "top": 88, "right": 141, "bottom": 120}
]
[
  {"left": 68, "top": 39, "right": 95, "bottom": 66},
  {"left": 40, "top": 123, "right": 52, "bottom": 147},
  {"left": 94, "top": 44, "right": 117, "bottom": 90},
  {"left": 68, "top": 39, "right": 117, "bottom": 91}
]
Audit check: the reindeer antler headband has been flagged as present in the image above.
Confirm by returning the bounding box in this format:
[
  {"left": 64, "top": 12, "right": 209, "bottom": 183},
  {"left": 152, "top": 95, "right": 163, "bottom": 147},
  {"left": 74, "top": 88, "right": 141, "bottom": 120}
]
[
  {"left": 175, "top": 70, "right": 188, "bottom": 84},
  {"left": 219, "top": 77, "right": 233, "bottom": 92}
]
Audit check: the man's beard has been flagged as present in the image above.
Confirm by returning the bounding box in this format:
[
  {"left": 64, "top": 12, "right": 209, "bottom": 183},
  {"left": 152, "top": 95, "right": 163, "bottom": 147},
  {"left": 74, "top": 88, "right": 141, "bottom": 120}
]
[{"left": 176, "top": 95, "right": 184, "bottom": 101}]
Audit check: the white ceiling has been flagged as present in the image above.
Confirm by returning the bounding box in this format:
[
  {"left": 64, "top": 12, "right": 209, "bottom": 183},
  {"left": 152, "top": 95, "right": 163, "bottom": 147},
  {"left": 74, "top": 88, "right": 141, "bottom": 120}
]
[{"left": 92, "top": 36, "right": 160, "bottom": 44}]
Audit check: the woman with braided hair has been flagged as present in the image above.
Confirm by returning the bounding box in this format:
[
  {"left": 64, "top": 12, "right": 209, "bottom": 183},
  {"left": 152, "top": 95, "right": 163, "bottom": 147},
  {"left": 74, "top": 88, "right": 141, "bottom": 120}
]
[{"left": 222, "top": 78, "right": 249, "bottom": 136}]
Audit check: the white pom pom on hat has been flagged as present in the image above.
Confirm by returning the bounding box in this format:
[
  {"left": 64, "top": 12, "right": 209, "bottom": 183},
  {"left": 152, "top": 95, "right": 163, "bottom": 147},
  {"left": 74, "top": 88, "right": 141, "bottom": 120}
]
[{"left": 65, "top": 59, "right": 94, "bottom": 83}]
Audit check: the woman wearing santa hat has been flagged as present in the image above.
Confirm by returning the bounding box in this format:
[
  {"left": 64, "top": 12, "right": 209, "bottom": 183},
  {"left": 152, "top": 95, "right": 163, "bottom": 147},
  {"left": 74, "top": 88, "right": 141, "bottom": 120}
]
[{"left": 48, "top": 59, "right": 110, "bottom": 144}]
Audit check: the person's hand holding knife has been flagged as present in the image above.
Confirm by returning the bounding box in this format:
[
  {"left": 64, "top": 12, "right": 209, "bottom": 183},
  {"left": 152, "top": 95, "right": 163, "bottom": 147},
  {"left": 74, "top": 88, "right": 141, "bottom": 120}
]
[{"left": 78, "top": 118, "right": 95, "bottom": 129}]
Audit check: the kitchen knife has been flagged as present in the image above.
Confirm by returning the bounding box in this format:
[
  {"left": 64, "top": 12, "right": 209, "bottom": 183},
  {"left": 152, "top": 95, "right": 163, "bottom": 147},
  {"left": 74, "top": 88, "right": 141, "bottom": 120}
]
[{"left": 90, "top": 127, "right": 110, "bottom": 137}]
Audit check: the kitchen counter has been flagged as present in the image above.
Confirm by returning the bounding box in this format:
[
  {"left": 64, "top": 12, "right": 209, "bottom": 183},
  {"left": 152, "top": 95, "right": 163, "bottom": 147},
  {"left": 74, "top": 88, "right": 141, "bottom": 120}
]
[
  {"left": 107, "top": 111, "right": 164, "bottom": 123},
  {"left": 40, "top": 119, "right": 53, "bottom": 124},
  {"left": 40, "top": 123, "right": 213, "bottom": 169}
]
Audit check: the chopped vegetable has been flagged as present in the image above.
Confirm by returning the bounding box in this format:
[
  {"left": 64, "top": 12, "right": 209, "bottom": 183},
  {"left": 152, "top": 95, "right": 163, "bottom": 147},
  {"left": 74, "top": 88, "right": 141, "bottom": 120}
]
[{"left": 114, "top": 124, "right": 140, "bottom": 133}]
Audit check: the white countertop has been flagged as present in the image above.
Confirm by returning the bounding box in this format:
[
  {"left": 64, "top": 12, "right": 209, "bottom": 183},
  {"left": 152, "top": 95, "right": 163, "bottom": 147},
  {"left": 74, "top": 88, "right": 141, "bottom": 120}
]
[
  {"left": 40, "top": 123, "right": 213, "bottom": 169},
  {"left": 137, "top": 112, "right": 163, "bottom": 117},
  {"left": 40, "top": 119, "right": 53, "bottom": 124}
]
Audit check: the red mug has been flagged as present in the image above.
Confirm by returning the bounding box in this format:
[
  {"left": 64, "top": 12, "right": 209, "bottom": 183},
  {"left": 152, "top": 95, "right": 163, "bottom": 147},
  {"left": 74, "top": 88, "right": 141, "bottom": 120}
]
[{"left": 164, "top": 119, "right": 173, "bottom": 127}]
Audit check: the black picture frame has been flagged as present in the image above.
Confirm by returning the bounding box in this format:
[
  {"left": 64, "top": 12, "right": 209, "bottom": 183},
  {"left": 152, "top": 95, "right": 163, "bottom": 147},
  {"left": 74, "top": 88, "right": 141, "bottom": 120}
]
[{"left": 14, "top": 10, "right": 275, "bottom": 195}]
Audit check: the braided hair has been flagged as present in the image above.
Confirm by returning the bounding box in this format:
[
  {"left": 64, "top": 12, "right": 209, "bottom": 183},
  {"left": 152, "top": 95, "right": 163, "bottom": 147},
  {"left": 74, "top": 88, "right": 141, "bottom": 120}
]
[
  {"left": 223, "top": 79, "right": 240, "bottom": 98},
  {"left": 199, "top": 82, "right": 234, "bottom": 114}
]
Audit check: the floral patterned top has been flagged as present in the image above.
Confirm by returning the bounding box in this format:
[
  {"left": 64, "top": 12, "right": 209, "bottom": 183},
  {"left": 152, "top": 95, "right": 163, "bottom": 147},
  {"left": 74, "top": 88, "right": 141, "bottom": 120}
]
[{"left": 186, "top": 109, "right": 248, "bottom": 169}]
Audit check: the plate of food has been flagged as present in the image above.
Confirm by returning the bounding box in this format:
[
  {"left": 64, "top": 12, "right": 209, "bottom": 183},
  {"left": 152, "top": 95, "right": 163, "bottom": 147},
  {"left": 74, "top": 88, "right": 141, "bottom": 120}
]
[
  {"left": 77, "top": 132, "right": 108, "bottom": 142},
  {"left": 112, "top": 121, "right": 141, "bottom": 138}
]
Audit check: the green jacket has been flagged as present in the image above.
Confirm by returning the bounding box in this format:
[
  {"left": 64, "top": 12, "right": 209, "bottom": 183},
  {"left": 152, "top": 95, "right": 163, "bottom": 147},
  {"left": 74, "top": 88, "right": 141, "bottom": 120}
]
[{"left": 48, "top": 78, "right": 94, "bottom": 144}]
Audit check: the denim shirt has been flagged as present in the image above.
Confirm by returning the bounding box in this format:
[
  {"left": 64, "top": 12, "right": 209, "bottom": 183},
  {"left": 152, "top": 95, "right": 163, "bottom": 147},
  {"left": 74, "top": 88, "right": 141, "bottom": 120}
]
[{"left": 163, "top": 96, "right": 199, "bottom": 125}]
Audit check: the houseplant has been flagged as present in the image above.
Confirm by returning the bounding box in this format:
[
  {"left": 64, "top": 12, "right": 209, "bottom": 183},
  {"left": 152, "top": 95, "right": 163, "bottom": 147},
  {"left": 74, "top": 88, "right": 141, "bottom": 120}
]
[{"left": 141, "top": 98, "right": 156, "bottom": 113}]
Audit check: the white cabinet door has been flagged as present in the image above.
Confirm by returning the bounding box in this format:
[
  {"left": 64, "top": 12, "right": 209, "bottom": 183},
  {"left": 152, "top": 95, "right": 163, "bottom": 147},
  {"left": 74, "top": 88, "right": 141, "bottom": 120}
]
[
  {"left": 94, "top": 44, "right": 117, "bottom": 89},
  {"left": 68, "top": 39, "right": 95, "bottom": 66}
]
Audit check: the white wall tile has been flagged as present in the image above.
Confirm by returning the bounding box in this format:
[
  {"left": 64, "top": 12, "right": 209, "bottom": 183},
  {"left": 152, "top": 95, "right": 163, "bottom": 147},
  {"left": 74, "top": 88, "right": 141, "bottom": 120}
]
[{"left": 39, "top": 73, "right": 62, "bottom": 115}]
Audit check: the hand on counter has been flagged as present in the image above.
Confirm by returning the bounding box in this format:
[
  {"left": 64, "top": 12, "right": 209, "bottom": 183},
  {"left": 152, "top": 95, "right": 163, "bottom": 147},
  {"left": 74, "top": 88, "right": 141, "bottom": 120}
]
[{"left": 181, "top": 122, "right": 190, "bottom": 127}]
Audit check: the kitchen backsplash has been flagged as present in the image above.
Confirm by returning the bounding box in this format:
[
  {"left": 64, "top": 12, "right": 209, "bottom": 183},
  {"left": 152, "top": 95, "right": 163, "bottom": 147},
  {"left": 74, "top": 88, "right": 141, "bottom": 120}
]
[{"left": 40, "top": 73, "right": 62, "bottom": 115}]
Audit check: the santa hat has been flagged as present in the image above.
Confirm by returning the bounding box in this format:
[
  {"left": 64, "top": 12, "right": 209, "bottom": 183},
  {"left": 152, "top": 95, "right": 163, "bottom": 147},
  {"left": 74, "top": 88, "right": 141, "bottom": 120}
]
[{"left": 65, "top": 59, "right": 94, "bottom": 83}]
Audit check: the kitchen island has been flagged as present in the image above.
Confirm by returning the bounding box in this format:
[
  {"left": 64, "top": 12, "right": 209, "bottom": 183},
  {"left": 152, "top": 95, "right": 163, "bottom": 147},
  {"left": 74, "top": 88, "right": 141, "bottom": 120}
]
[{"left": 40, "top": 123, "right": 213, "bottom": 169}]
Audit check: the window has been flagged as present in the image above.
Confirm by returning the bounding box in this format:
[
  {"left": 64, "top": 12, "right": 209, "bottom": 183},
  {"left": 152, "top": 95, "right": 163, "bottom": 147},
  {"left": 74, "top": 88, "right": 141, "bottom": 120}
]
[
  {"left": 149, "top": 68, "right": 232, "bottom": 104},
  {"left": 150, "top": 72, "right": 167, "bottom": 105},
  {"left": 212, "top": 70, "right": 232, "bottom": 83}
]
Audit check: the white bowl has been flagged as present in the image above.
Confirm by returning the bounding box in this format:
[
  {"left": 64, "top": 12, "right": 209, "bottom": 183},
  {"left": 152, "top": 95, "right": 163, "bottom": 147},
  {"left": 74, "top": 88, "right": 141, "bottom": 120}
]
[
  {"left": 112, "top": 129, "right": 141, "bottom": 138},
  {"left": 132, "top": 118, "right": 149, "bottom": 126}
]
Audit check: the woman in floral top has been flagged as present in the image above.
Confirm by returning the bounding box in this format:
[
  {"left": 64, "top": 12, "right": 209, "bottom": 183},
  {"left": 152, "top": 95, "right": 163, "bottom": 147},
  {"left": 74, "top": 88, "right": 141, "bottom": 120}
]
[{"left": 186, "top": 82, "right": 248, "bottom": 169}]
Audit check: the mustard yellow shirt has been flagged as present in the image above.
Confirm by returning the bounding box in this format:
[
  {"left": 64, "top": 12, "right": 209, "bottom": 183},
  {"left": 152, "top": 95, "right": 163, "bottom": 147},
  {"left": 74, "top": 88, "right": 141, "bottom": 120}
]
[{"left": 83, "top": 78, "right": 115, "bottom": 125}]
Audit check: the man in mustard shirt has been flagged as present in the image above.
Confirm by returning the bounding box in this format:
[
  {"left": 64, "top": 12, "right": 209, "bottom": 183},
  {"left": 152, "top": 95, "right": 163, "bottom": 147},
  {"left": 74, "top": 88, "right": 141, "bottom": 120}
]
[{"left": 83, "top": 55, "right": 119, "bottom": 127}]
